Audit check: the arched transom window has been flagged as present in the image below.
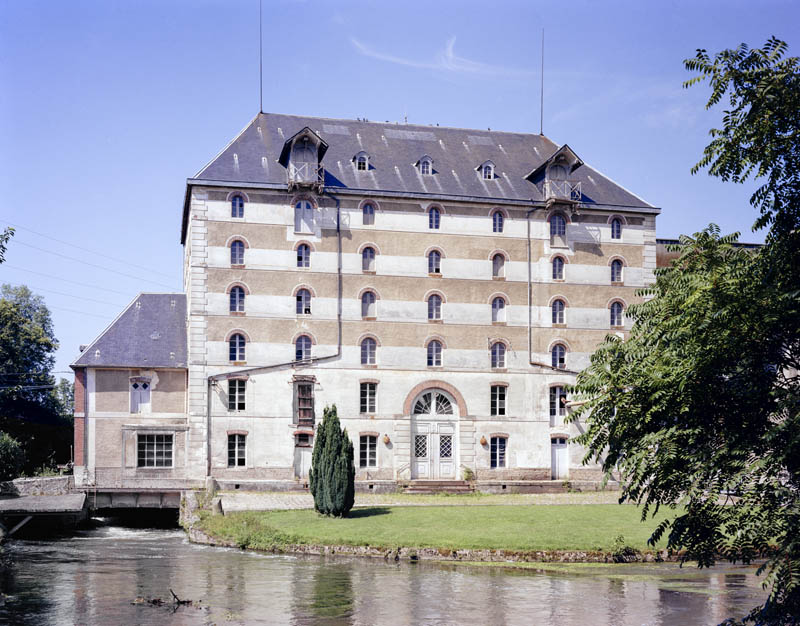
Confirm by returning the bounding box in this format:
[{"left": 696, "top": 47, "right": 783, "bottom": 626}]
[{"left": 413, "top": 390, "right": 454, "bottom": 416}]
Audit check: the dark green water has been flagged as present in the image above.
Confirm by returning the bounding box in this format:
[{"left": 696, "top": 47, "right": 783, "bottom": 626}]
[{"left": 0, "top": 521, "right": 766, "bottom": 625}]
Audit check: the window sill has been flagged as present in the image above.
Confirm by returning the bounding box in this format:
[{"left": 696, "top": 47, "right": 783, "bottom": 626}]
[
  {"left": 490, "top": 414, "right": 507, "bottom": 418},
  {"left": 296, "top": 314, "right": 312, "bottom": 318},
  {"left": 552, "top": 323, "right": 567, "bottom": 329},
  {"left": 230, "top": 264, "right": 245, "bottom": 269},
  {"left": 492, "top": 276, "right": 506, "bottom": 281},
  {"left": 294, "top": 230, "right": 314, "bottom": 236},
  {"left": 427, "top": 366, "right": 443, "bottom": 370},
  {"left": 362, "top": 316, "right": 377, "bottom": 321},
  {"left": 296, "top": 266, "right": 311, "bottom": 271},
  {"left": 611, "top": 281, "right": 624, "bottom": 286},
  {"left": 230, "top": 361, "right": 247, "bottom": 366},
  {"left": 611, "top": 326, "right": 625, "bottom": 330},
  {"left": 552, "top": 278, "right": 565, "bottom": 283},
  {"left": 492, "top": 321, "right": 507, "bottom": 326},
  {"left": 136, "top": 466, "right": 174, "bottom": 470},
  {"left": 362, "top": 270, "right": 376, "bottom": 275},
  {"left": 361, "top": 364, "right": 378, "bottom": 369},
  {"left": 225, "top": 466, "right": 249, "bottom": 470},
  {"left": 492, "top": 368, "right": 508, "bottom": 373},
  {"left": 230, "top": 311, "right": 245, "bottom": 317},
  {"left": 427, "top": 319, "right": 443, "bottom": 324},
  {"left": 428, "top": 273, "right": 443, "bottom": 278}
]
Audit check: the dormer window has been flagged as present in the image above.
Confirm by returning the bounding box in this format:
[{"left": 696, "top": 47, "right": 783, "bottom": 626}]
[
  {"left": 355, "top": 152, "right": 369, "bottom": 171},
  {"left": 418, "top": 156, "right": 433, "bottom": 176},
  {"left": 280, "top": 127, "right": 328, "bottom": 190},
  {"left": 478, "top": 160, "right": 495, "bottom": 180}
]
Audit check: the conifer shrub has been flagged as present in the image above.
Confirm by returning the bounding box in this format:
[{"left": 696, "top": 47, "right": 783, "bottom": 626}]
[
  {"left": 309, "top": 405, "right": 355, "bottom": 517},
  {"left": 0, "top": 431, "right": 24, "bottom": 481}
]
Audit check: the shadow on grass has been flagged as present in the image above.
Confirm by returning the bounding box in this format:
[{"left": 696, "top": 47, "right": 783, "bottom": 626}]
[{"left": 347, "top": 507, "right": 391, "bottom": 519}]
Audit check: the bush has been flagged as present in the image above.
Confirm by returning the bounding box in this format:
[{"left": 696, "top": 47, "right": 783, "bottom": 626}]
[
  {"left": 309, "top": 405, "right": 355, "bottom": 517},
  {"left": 0, "top": 431, "right": 24, "bottom": 480}
]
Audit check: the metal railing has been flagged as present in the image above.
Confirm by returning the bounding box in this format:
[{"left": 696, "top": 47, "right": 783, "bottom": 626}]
[
  {"left": 288, "top": 162, "right": 325, "bottom": 189},
  {"left": 544, "top": 179, "right": 581, "bottom": 202}
]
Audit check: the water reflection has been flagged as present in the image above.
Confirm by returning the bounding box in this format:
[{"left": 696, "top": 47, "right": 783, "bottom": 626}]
[{"left": 0, "top": 523, "right": 767, "bottom": 626}]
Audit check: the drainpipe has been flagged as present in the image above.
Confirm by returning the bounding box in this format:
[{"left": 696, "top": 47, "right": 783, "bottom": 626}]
[{"left": 204, "top": 190, "right": 343, "bottom": 477}]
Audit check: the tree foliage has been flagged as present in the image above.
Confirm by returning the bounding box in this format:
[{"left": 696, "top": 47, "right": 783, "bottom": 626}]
[
  {"left": 0, "top": 432, "right": 24, "bottom": 481},
  {"left": 309, "top": 405, "right": 355, "bottom": 517},
  {"left": 571, "top": 38, "right": 800, "bottom": 624}
]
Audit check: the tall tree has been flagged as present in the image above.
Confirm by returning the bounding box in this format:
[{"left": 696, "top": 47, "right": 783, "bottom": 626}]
[
  {"left": 309, "top": 405, "right": 355, "bottom": 517},
  {"left": 571, "top": 39, "right": 800, "bottom": 625}
]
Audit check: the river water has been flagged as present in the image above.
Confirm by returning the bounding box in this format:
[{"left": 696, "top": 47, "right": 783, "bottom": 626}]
[{"left": 0, "top": 520, "right": 766, "bottom": 625}]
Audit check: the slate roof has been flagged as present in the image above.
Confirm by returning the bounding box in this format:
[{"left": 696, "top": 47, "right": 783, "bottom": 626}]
[
  {"left": 71, "top": 293, "right": 187, "bottom": 368},
  {"left": 183, "top": 112, "right": 658, "bottom": 242}
]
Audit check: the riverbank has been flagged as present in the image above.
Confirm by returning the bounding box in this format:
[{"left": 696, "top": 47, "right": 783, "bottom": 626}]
[{"left": 188, "top": 501, "right": 680, "bottom": 565}]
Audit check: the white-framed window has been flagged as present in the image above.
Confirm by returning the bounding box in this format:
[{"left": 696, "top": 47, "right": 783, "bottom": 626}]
[
  {"left": 550, "top": 214, "right": 567, "bottom": 246},
  {"left": 229, "top": 333, "right": 246, "bottom": 362},
  {"left": 137, "top": 434, "right": 172, "bottom": 468},
  {"left": 360, "top": 338, "right": 376, "bottom": 365},
  {"left": 428, "top": 207, "right": 440, "bottom": 229},
  {"left": 427, "top": 294, "right": 442, "bottom": 320},
  {"left": 552, "top": 299, "right": 565, "bottom": 325},
  {"left": 551, "top": 344, "right": 566, "bottom": 369},
  {"left": 357, "top": 154, "right": 368, "bottom": 171},
  {"left": 427, "top": 340, "right": 442, "bottom": 367},
  {"left": 360, "top": 383, "right": 377, "bottom": 414},
  {"left": 491, "top": 342, "right": 506, "bottom": 369},
  {"left": 130, "top": 379, "right": 151, "bottom": 414},
  {"left": 359, "top": 434, "right": 377, "bottom": 467},
  {"left": 610, "top": 301, "right": 624, "bottom": 327},
  {"left": 228, "top": 433, "right": 246, "bottom": 467},
  {"left": 611, "top": 218, "right": 622, "bottom": 240},
  {"left": 552, "top": 256, "right": 565, "bottom": 280},
  {"left": 420, "top": 157, "right": 433, "bottom": 176},
  {"left": 492, "top": 253, "right": 505, "bottom": 278},
  {"left": 611, "top": 260, "right": 623, "bottom": 283},
  {"left": 362, "top": 202, "right": 375, "bottom": 225},
  {"left": 362, "top": 246, "right": 376, "bottom": 272},
  {"left": 230, "top": 240, "right": 245, "bottom": 265},
  {"left": 295, "top": 335, "right": 312, "bottom": 361},
  {"left": 361, "top": 291, "right": 377, "bottom": 318},
  {"left": 428, "top": 250, "right": 441, "bottom": 274},
  {"left": 294, "top": 200, "right": 314, "bottom": 233},
  {"left": 231, "top": 195, "right": 244, "bottom": 218},
  {"left": 492, "top": 211, "right": 503, "bottom": 233},
  {"left": 297, "top": 244, "right": 310, "bottom": 268},
  {"left": 490, "top": 436, "right": 506, "bottom": 468},
  {"left": 550, "top": 386, "right": 566, "bottom": 425},
  {"left": 296, "top": 289, "right": 311, "bottom": 315},
  {"left": 491, "top": 297, "right": 506, "bottom": 323},
  {"left": 483, "top": 164, "right": 494, "bottom": 180},
  {"left": 228, "top": 379, "right": 246, "bottom": 411},
  {"left": 490, "top": 385, "right": 506, "bottom": 416},
  {"left": 230, "top": 286, "right": 245, "bottom": 313}
]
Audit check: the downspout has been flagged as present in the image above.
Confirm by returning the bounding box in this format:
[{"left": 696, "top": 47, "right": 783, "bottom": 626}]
[{"left": 205, "top": 189, "right": 343, "bottom": 476}]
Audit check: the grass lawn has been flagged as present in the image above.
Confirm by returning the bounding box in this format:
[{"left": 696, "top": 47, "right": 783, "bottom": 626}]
[{"left": 197, "top": 504, "right": 675, "bottom": 553}]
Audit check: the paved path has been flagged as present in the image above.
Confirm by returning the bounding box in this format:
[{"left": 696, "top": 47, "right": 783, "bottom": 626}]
[{"left": 220, "top": 490, "right": 620, "bottom": 513}]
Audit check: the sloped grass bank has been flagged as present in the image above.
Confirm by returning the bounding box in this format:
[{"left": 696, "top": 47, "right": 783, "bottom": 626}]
[{"left": 193, "top": 504, "right": 676, "bottom": 561}]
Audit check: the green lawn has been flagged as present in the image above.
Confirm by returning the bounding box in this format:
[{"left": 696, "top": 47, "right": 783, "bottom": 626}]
[{"left": 197, "top": 504, "right": 675, "bottom": 553}]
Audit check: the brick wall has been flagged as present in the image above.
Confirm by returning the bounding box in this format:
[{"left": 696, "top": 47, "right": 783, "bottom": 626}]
[{"left": 73, "top": 367, "right": 86, "bottom": 466}]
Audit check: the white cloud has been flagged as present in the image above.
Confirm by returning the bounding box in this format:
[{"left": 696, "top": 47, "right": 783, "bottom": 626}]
[{"left": 350, "top": 36, "right": 535, "bottom": 78}]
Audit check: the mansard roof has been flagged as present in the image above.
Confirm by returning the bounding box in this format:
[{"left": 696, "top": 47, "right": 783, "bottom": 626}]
[
  {"left": 71, "top": 293, "right": 187, "bottom": 369},
  {"left": 183, "top": 112, "right": 657, "bottom": 241}
]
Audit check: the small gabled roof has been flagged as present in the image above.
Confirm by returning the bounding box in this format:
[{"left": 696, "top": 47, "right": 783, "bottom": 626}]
[
  {"left": 525, "top": 144, "right": 584, "bottom": 181},
  {"left": 71, "top": 293, "right": 187, "bottom": 369},
  {"left": 277, "top": 126, "right": 329, "bottom": 167},
  {"left": 415, "top": 154, "right": 434, "bottom": 166},
  {"left": 476, "top": 159, "right": 496, "bottom": 170}
]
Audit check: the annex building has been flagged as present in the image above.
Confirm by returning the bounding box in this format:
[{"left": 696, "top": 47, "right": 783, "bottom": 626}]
[{"left": 71, "top": 112, "right": 659, "bottom": 494}]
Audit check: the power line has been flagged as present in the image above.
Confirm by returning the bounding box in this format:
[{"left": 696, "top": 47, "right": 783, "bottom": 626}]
[
  {"left": 4, "top": 265, "right": 138, "bottom": 296},
  {"left": 4, "top": 281, "right": 127, "bottom": 308},
  {"left": 47, "top": 304, "right": 113, "bottom": 320},
  {"left": 0, "top": 219, "right": 176, "bottom": 279},
  {"left": 11, "top": 240, "right": 180, "bottom": 290}
]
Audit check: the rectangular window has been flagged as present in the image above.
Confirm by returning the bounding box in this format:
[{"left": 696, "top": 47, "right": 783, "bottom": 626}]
[
  {"left": 360, "top": 382, "right": 377, "bottom": 413},
  {"left": 550, "top": 386, "right": 566, "bottom": 425},
  {"left": 227, "top": 434, "right": 246, "bottom": 467},
  {"left": 359, "top": 435, "right": 377, "bottom": 467},
  {"left": 137, "top": 434, "right": 173, "bottom": 468},
  {"left": 490, "top": 385, "right": 506, "bottom": 416},
  {"left": 228, "top": 379, "right": 246, "bottom": 411},
  {"left": 296, "top": 382, "right": 315, "bottom": 426},
  {"left": 490, "top": 437, "right": 506, "bottom": 469}
]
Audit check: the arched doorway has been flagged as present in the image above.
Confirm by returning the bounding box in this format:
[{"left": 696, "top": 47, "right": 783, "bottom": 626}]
[{"left": 411, "top": 389, "right": 458, "bottom": 480}]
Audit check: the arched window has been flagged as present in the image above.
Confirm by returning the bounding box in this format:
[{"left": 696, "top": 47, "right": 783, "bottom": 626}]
[
  {"left": 360, "top": 338, "right": 376, "bottom": 365},
  {"left": 296, "top": 244, "right": 310, "bottom": 268},
  {"left": 295, "top": 335, "right": 312, "bottom": 361},
  {"left": 361, "top": 291, "right": 376, "bottom": 318},
  {"left": 229, "top": 333, "right": 246, "bottom": 362},
  {"left": 491, "top": 297, "right": 506, "bottom": 323},
  {"left": 357, "top": 154, "right": 368, "bottom": 171},
  {"left": 551, "top": 343, "right": 567, "bottom": 369},
  {"left": 427, "top": 294, "right": 442, "bottom": 320},
  {"left": 427, "top": 340, "right": 442, "bottom": 367},
  {"left": 483, "top": 164, "right": 494, "bottom": 180},
  {"left": 231, "top": 195, "right": 244, "bottom": 218},
  {"left": 296, "top": 289, "right": 311, "bottom": 315},
  {"left": 428, "top": 207, "right": 440, "bottom": 230},
  {"left": 610, "top": 301, "right": 624, "bottom": 327},
  {"left": 294, "top": 200, "right": 313, "bottom": 233},
  {"left": 611, "top": 218, "right": 622, "bottom": 240},
  {"left": 229, "top": 286, "right": 245, "bottom": 313},
  {"left": 492, "top": 211, "right": 504, "bottom": 233},
  {"left": 362, "top": 202, "right": 375, "bottom": 225},
  {"left": 420, "top": 158, "right": 432, "bottom": 176},
  {"left": 552, "top": 256, "right": 565, "bottom": 280},
  {"left": 428, "top": 250, "right": 441, "bottom": 274},
  {"left": 611, "top": 260, "right": 623, "bottom": 283},
  {"left": 362, "top": 246, "right": 376, "bottom": 272},
  {"left": 552, "top": 299, "right": 565, "bottom": 325},
  {"left": 492, "top": 253, "right": 505, "bottom": 278},
  {"left": 230, "top": 240, "right": 245, "bottom": 265},
  {"left": 550, "top": 214, "right": 566, "bottom": 238},
  {"left": 491, "top": 342, "right": 506, "bottom": 369}
]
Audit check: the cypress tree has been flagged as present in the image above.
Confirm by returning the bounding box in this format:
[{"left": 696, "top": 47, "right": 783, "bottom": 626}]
[{"left": 309, "top": 405, "right": 355, "bottom": 517}]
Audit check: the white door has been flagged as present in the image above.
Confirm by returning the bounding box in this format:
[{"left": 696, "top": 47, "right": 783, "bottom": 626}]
[
  {"left": 551, "top": 437, "right": 569, "bottom": 479},
  {"left": 411, "top": 389, "right": 459, "bottom": 480},
  {"left": 436, "top": 423, "right": 456, "bottom": 479},
  {"left": 413, "top": 424, "right": 431, "bottom": 479}
]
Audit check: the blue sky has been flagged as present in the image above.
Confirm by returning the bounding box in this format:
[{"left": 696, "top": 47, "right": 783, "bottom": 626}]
[{"left": 1, "top": 0, "right": 798, "bottom": 375}]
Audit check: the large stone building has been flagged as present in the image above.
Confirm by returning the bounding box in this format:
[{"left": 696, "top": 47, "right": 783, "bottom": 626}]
[{"left": 72, "top": 112, "right": 659, "bottom": 492}]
